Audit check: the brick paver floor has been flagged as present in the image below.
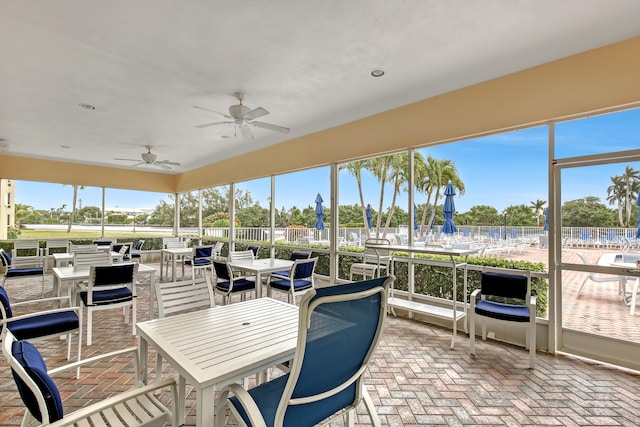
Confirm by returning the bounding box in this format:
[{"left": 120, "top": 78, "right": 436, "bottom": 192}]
[{"left": 1, "top": 256, "right": 639, "bottom": 426}]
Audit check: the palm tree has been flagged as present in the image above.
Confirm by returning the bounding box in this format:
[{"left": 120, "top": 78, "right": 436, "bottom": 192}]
[
  {"left": 607, "top": 175, "right": 625, "bottom": 226},
  {"left": 380, "top": 153, "right": 411, "bottom": 237},
  {"left": 64, "top": 184, "right": 85, "bottom": 232},
  {"left": 529, "top": 199, "right": 546, "bottom": 226},
  {"left": 339, "top": 160, "right": 370, "bottom": 235},
  {"left": 415, "top": 156, "right": 464, "bottom": 234},
  {"left": 367, "top": 156, "right": 393, "bottom": 236},
  {"left": 621, "top": 166, "right": 639, "bottom": 226}
]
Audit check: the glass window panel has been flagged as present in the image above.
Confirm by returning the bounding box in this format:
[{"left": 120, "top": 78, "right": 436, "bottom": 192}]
[
  {"left": 274, "top": 166, "right": 330, "bottom": 246},
  {"left": 235, "top": 178, "right": 271, "bottom": 242}
]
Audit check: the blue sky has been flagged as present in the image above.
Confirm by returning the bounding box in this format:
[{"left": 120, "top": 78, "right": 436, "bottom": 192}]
[{"left": 14, "top": 108, "right": 640, "bottom": 214}]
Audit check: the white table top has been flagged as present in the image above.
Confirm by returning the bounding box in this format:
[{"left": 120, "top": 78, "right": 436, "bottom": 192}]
[
  {"left": 228, "top": 257, "right": 294, "bottom": 274},
  {"left": 365, "top": 243, "right": 479, "bottom": 257},
  {"left": 137, "top": 298, "right": 299, "bottom": 427},
  {"left": 53, "top": 263, "right": 156, "bottom": 279}
]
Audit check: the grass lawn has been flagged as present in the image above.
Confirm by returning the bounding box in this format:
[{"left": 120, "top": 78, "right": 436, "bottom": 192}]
[{"left": 18, "top": 229, "right": 169, "bottom": 239}]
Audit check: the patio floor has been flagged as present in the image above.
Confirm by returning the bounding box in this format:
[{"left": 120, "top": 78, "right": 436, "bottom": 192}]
[{"left": 1, "top": 255, "right": 640, "bottom": 426}]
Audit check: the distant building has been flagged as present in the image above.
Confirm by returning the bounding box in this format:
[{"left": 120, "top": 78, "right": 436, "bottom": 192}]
[{"left": 0, "top": 179, "right": 16, "bottom": 239}]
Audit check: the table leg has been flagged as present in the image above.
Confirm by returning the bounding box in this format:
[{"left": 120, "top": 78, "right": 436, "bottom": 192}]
[
  {"left": 255, "top": 272, "right": 262, "bottom": 298},
  {"left": 178, "top": 376, "right": 187, "bottom": 426},
  {"left": 160, "top": 252, "right": 165, "bottom": 281},
  {"left": 196, "top": 384, "right": 215, "bottom": 427},
  {"left": 148, "top": 270, "right": 157, "bottom": 319},
  {"left": 172, "top": 254, "right": 177, "bottom": 282},
  {"left": 138, "top": 337, "right": 148, "bottom": 385}
]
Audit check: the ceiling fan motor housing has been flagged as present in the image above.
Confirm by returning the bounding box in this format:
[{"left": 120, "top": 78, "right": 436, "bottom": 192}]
[
  {"left": 229, "top": 104, "right": 250, "bottom": 119},
  {"left": 142, "top": 152, "right": 157, "bottom": 163}
]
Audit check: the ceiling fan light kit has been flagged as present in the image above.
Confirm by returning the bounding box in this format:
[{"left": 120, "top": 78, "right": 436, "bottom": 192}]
[{"left": 194, "top": 92, "right": 290, "bottom": 140}]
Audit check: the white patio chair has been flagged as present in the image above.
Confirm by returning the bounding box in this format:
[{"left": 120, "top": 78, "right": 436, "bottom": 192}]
[
  {"left": 2, "top": 328, "right": 177, "bottom": 427},
  {"left": 154, "top": 276, "right": 215, "bottom": 381},
  {"left": 576, "top": 252, "right": 624, "bottom": 296}
]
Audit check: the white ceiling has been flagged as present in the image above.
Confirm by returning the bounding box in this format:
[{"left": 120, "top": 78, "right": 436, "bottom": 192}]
[{"left": 1, "top": 0, "right": 640, "bottom": 174}]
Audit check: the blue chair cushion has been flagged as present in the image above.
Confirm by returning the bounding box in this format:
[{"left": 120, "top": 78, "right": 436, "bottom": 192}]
[
  {"left": 8, "top": 311, "right": 79, "bottom": 340},
  {"left": 216, "top": 279, "right": 255, "bottom": 293},
  {"left": 270, "top": 279, "right": 313, "bottom": 292},
  {"left": 0, "top": 286, "right": 13, "bottom": 318},
  {"left": 11, "top": 340, "right": 64, "bottom": 423},
  {"left": 475, "top": 300, "right": 530, "bottom": 323},
  {"left": 80, "top": 287, "right": 133, "bottom": 306},
  {"left": 6, "top": 267, "right": 44, "bottom": 277},
  {"left": 271, "top": 270, "right": 289, "bottom": 277},
  {"left": 185, "top": 259, "right": 211, "bottom": 266}
]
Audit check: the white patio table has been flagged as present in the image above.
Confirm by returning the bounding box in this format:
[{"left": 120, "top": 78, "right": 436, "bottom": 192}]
[
  {"left": 160, "top": 247, "right": 193, "bottom": 281},
  {"left": 52, "top": 263, "right": 157, "bottom": 317},
  {"left": 228, "top": 258, "right": 294, "bottom": 298},
  {"left": 52, "top": 251, "right": 124, "bottom": 267},
  {"left": 137, "top": 297, "right": 299, "bottom": 426},
  {"left": 598, "top": 252, "right": 640, "bottom": 314}
]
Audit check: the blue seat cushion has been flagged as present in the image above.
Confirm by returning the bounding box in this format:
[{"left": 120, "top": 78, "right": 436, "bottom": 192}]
[
  {"left": 271, "top": 270, "right": 289, "bottom": 277},
  {"left": 270, "top": 279, "right": 313, "bottom": 292},
  {"left": 229, "top": 373, "right": 356, "bottom": 427},
  {"left": 216, "top": 279, "right": 255, "bottom": 293},
  {"left": 8, "top": 311, "right": 79, "bottom": 340},
  {"left": 475, "top": 300, "right": 530, "bottom": 323},
  {"left": 6, "top": 267, "right": 44, "bottom": 277},
  {"left": 11, "top": 340, "right": 64, "bottom": 423},
  {"left": 80, "top": 287, "right": 133, "bottom": 306},
  {"left": 186, "top": 259, "right": 211, "bottom": 266}
]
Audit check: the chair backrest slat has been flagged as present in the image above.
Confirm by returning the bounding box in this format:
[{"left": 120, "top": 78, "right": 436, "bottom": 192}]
[
  {"left": 229, "top": 250, "right": 254, "bottom": 262},
  {"left": 73, "top": 251, "right": 112, "bottom": 270}
]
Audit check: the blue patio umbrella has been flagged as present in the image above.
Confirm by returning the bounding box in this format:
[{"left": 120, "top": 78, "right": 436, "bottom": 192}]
[
  {"left": 543, "top": 207, "right": 549, "bottom": 231},
  {"left": 413, "top": 203, "right": 419, "bottom": 231},
  {"left": 314, "top": 193, "right": 325, "bottom": 230},
  {"left": 441, "top": 181, "right": 458, "bottom": 234},
  {"left": 366, "top": 204, "right": 373, "bottom": 229},
  {"left": 636, "top": 197, "right": 640, "bottom": 239}
]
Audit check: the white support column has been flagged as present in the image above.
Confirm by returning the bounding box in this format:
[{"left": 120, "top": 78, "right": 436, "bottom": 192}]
[
  {"left": 229, "top": 183, "right": 236, "bottom": 252},
  {"left": 330, "top": 163, "right": 338, "bottom": 284},
  {"left": 174, "top": 193, "right": 180, "bottom": 237}
]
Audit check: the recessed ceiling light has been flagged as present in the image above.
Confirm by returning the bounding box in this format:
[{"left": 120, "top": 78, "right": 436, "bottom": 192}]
[
  {"left": 370, "top": 69, "right": 385, "bottom": 77},
  {"left": 79, "top": 103, "right": 96, "bottom": 110}
]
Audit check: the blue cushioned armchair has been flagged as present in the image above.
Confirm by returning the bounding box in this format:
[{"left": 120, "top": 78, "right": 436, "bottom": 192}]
[
  {"left": 469, "top": 267, "right": 536, "bottom": 369},
  {"left": 267, "top": 257, "right": 318, "bottom": 305},
  {"left": 0, "top": 286, "right": 82, "bottom": 375},
  {"left": 213, "top": 260, "right": 256, "bottom": 305},
  {"left": 216, "top": 275, "right": 395, "bottom": 427}
]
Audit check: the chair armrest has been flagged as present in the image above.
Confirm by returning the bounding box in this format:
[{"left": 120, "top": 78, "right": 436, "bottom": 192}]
[
  {"left": 47, "top": 378, "right": 177, "bottom": 427},
  {"left": 528, "top": 295, "right": 537, "bottom": 311},
  {"left": 11, "top": 296, "right": 73, "bottom": 308},
  {"left": 216, "top": 383, "right": 267, "bottom": 427},
  {"left": 470, "top": 288, "right": 481, "bottom": 303},
  {"left": 269, "top": 273, "right": 289, "bottom": 281},
  {"left": 48, "top": 346, "right": 139, "bottom": 375},
  {"left": 2, "top": 306, "right": 81, "bottom": 325}
]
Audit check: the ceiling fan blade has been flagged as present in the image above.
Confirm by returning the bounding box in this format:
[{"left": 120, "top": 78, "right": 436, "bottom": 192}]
[
  {"left": 156, "top": 160, "right": 181, "bottom": 166},
  {"left": 153, "top": 162, "right": 172, "bottom": 170},
  {"left": 252, "top": 121, "right": 290, "bottom": 134},
  {"left": 195, "top": 121, "right": 234, "bottom": 129},
  {"left": 193, "top": 105, "right": 232, "bottom": 119},
  {"left": 240, "top": 125, "right": 253, "bottom": 140},
  {"left": 113, "top": 158, "right": 141, "bottom": 162},
  {"left": 244, "top": 107, "right": 269, "bottom": 121}
]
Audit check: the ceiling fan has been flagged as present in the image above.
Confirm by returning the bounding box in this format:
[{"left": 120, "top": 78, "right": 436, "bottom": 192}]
[
  {"left": 114, "top": 145, "right": 181, "bottom": 170},
  {"left": 193, "top": 92, "right": 290, "bottom": 140}
]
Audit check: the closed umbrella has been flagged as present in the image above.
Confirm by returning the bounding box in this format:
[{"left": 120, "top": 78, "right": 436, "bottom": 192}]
[
  {"left": 413, "top": 203, "right": 419, "bottom": 232},
  {"left": 543, "top": 208, "right": 549, "bottom": 232},
  {"left": 314, "top": 193, "right": 325, "bottom": 230},
  {"left": 366, "top": 204, "right": 373, "bottom": 229},
  {"left": 636, "top": 197, "right": 640, "bottom": 239},
  {"left": 441, "top": 181, "right": 458, "bottom": 235}
]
